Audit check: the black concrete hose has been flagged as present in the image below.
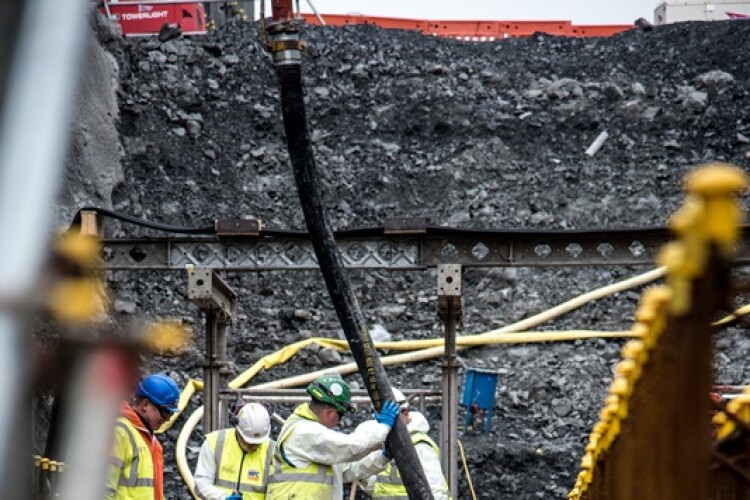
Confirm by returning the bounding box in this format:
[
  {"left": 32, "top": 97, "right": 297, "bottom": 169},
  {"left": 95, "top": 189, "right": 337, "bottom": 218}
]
[{"left": 273, "top": 52, "right": 435, "bottom": 500}]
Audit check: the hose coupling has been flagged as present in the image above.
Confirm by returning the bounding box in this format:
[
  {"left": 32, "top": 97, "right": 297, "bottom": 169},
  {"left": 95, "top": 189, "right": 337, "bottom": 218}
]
[{"left": 267, "top": 23, "right": 304, "bottom": 67}]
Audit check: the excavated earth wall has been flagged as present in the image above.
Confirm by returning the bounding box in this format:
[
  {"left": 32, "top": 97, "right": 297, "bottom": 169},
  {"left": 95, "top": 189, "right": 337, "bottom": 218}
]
[{"left": 55, "top": 14, "right": 750, "bottom": 499}]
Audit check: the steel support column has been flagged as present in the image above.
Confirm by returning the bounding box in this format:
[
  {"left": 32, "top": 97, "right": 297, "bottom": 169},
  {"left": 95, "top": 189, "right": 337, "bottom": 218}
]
[
  {"left": 438, "top": 264, "right": 462, "bottom": 499},
  {"left": 187, "top": 267, "right": 236, "bottom": 433},
  {"left": 203, "top": 309, "right": 222, "bottom": 433}
]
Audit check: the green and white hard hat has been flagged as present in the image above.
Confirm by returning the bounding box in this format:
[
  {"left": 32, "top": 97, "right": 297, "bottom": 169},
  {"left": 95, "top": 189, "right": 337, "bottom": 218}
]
[{"left": 306, "top": 374, "right": 355, "bottom": 414}]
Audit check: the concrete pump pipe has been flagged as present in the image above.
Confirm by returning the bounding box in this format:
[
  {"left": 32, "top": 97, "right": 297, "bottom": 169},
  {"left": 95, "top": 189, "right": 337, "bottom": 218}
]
[{"left": 268, "top": 11, "right": 433, "bottom": 498}]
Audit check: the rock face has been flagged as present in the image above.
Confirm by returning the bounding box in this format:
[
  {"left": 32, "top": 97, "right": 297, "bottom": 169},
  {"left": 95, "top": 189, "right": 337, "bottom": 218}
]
[
  {"left": 60, "top": 17, "right": 750, "bottom": 499},
  {"left": 56, "top": 14, "right": 123, "bottom": 228}
]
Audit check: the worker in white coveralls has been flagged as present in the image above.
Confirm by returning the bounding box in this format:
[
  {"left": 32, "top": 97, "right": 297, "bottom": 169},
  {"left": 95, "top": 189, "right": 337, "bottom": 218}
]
[
  {"left": 363, "top": 388, "right": 451, "bottom": 500},
  {"left": 265, "top": 373, "right": 401, "bottom": 499},
  {"left": 194, "top": 402, "right": 276, "bottom": 500}
]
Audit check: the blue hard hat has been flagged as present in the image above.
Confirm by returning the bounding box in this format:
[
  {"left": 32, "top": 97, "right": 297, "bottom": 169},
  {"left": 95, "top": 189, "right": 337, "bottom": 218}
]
[{"left": 136, "top": 374, "right": 180, "bottom": 413}]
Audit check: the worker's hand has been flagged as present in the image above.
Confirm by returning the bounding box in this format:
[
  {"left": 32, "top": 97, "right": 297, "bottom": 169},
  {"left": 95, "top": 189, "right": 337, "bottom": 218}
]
[
  {"left": 225, "top": 493, "right": 242, "bottom": 500},
  {"left": 374, "top": 400, "right": 400, "bottom": 429}
]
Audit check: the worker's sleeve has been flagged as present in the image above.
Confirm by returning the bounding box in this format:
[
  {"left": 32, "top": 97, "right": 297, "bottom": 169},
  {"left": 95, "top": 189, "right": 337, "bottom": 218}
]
[
  {"left": 193, "top": 439, "right": 227, "bottom": 500},
  {"left": 104, "top": 425, "right": 130, "bottom": 500},
  {"left": 340, "top": 449, "right": 390, "bottom": 483},
  {"left": 416, "top": 442, "right": 451, "bottom": 500},
  {"left": 286, "top": 419, "right": 390, "bottom": 466}
]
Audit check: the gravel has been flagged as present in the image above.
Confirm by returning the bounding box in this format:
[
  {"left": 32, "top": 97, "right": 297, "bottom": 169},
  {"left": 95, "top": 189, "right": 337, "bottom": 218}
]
[{"left": 53, "top": 16, "right": 750, "bottom": 499}]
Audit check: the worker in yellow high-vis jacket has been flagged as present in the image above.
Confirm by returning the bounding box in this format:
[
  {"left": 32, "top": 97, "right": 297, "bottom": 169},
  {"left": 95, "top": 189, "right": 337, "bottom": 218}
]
[
  {"left": 265, "top": 374, "right": 400, "bottom": 500},
  {"left": 363, "top": 388, "right": 451, "bottom": 500},
  {"left": 194, "top": 402, "right": 276, "bottom": 500},
  {"left": 105, "top": 373, "right": 180, "bottom": 500}
]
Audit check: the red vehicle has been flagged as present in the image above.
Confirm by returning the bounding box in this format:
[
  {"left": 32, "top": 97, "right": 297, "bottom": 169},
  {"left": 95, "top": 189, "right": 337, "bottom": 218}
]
[{"left": 101, "top": 0, "right": 206, "bottom": 37}]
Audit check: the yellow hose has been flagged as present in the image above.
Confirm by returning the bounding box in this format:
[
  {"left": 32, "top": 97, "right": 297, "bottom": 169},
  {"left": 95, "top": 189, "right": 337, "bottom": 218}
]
[
  {"left": 174, "top": 405, "right": 203, "bottom": 498},
  {"left": 457, "top": 438, "right": 477, "bottom": 500},
  {"left": 713, "top": 303, "right": 750, "bottom": 327},
  {"left": 173, "top": 266, "right": 666, "bottom": 490}
]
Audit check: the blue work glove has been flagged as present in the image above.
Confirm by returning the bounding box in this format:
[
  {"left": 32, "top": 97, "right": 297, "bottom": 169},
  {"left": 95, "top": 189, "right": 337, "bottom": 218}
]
[
  {"left": 374, "top": 400, "right": 400, "bottom": 429},
  {"left": 226, "top": 493, "right": 242, "bottom": 500}
]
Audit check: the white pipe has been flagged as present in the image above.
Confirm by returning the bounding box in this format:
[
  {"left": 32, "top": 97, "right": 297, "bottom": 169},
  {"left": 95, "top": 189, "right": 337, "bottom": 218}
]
[
  {"left": 305, "top": 0, "right": 326, "bottom": 24},
  {"left": 585, "top": 130, "right": 609, "bottom": 157}
]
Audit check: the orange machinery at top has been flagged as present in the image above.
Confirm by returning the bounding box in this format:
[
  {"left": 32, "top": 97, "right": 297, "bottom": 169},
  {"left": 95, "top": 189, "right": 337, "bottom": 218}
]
[{"left": 300, "top": 13, "right": 632, "bottom": 39}]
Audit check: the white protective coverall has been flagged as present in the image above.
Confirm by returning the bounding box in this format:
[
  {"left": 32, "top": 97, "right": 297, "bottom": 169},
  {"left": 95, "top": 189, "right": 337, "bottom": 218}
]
[
  {"left": 270, "top": 403, "right": 391, "bottom": 499},
  {"left": 193, "top": 429, "right": 274, "bottom": 500},
  {"left": 362, "top": 410, "right": 451, "bottom": 500}
]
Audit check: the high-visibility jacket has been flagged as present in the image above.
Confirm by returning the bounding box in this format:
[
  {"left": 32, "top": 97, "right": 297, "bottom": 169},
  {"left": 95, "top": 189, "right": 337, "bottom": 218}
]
[
  {"left": 266, "top": 406, "right": 334, "bottom": 500},
  {"left": 105, "top": 403, "right": 164, "bottom": 500},
  {"left": 365, "top": 411, "right": 451, "bottom": 500},
  {"left": 194, "top": 428, "right": 274, "bottom": 500},
  {"left": 266, "top": 403, "right": 390, "bottom": 500}
]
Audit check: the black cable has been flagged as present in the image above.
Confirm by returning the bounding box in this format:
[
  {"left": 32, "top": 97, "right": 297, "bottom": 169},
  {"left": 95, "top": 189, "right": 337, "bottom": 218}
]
[
  {"left": 67, "top": 207, "right": 712, "bottom": 239},
  {"left": 68, "top": 206, "right": 215, "bottom": 235}
]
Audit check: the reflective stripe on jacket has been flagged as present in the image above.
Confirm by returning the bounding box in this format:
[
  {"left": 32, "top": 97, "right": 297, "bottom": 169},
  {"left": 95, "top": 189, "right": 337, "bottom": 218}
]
[
  {"left": 372, "top": 433, "right": 449, "bottom": 500},
  {"left": 206, "top": 429, "right": 274, "bottom": 500},
  {"left": 105, "top": 404, "right": 163, "bottom": 500},
  {"left": 266, "top": 406, "right": 334, "bottom": 500}
]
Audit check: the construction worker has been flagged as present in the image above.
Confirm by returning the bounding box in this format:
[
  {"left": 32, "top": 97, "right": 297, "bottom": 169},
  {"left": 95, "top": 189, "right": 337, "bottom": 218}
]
[
  {"left": 362, "top": 388, "right": 451, "bottom": 500},
  {"left": 194, "top": 402, "right": 276, "bottom": 500},
  {"left": 265, "top": 374, "right": 401, "bottom": 500},
  {"left": 105, "top": 373, "right": 180, "bottom": 500}
]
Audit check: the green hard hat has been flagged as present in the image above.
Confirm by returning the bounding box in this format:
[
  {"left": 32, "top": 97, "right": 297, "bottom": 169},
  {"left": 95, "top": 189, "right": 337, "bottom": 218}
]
[{"left": 306, "top": 374, "right": 355, "bottom": 414}]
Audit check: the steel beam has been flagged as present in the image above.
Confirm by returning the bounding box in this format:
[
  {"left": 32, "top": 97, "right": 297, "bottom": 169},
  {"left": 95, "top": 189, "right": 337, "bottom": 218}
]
[{"left": 97, "top": 227, "right": 750, "bottom": 271}]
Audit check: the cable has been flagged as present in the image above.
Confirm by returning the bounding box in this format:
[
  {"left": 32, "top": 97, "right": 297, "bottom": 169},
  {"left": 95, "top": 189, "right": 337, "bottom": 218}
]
[
  {"left": 67, "top": 207, "right": 215, "bottom": 235},
  {"left": 457, "top": 438, "right": 477, "bottom": 500}
]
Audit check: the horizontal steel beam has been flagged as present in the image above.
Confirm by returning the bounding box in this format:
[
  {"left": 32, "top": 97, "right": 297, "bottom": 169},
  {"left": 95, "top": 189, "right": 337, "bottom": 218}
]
[{"left": 98, "top": 227, "right": 750, "bottom": 271}]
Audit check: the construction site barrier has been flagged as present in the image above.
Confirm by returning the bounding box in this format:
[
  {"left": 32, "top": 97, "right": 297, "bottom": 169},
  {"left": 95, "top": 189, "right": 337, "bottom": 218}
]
[{"left": 299, "top": 14, "right": 633, "bottom": 40}]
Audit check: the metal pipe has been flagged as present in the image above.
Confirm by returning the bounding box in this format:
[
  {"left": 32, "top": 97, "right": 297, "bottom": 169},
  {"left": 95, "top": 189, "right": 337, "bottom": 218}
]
[
  {"left": 229, "top": 395, "right": 443, "bottom": 405},
  {"left": 0, "top": 0, "right": 87, "bottom": 494},
  {"left": 305, "top": 0, "right": 325, "bottom": 24},
  {"left": 204, "top": 309, "right": 220, "bottom": 433},
  {"left": 223, "top": 388, "right": 439, "bottom": 397},
  {"left": 441, "top": 324, "right": 459, "bottom": 500}
]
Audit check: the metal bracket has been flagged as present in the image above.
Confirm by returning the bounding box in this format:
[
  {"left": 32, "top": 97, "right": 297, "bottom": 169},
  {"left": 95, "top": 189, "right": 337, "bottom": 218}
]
[
  {"left": 186, "top": 267, "right": 237, "bottom": 320},
  {"left": 215, "top": 218, "right": 262, "bottom": 237},
  {"left": 437, "top": 263, "right": 463, "bottom": 322},
  {"left": 383, "top": 217, "right": 429, "bottom": 235}
]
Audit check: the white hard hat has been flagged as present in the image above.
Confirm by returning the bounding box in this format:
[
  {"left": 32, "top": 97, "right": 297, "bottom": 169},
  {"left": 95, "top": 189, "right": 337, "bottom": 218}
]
[
  {"left": 236, "top": 403, "right": 271, "bottom": 444},
  {"left": 392, "top": 388, "right": 408, "bottom": 410}
]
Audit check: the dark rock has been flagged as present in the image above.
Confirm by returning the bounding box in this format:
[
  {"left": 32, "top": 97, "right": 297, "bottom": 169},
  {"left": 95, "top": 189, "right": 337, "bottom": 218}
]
[{"left": 54, "top": 17, "right": 750, "bottom": 500}]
